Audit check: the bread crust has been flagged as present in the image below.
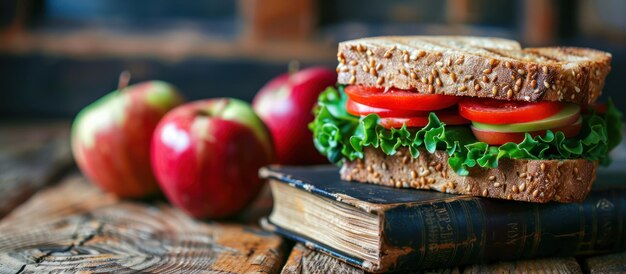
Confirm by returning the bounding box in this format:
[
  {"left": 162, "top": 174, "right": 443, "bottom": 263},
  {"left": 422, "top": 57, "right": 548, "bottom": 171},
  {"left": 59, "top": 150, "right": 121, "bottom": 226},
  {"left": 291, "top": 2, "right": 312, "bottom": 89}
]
[
  {"left": 336, "top": 36, "right": 611, "bottom": 104},
  {"left": 340, "top": 147, "right": 597, "bottom": 203}
]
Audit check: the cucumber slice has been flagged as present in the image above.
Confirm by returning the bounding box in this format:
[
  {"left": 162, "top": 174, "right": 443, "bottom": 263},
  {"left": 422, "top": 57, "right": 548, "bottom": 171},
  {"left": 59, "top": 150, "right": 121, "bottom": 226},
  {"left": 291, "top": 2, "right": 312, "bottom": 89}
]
[{"left": 472, "top": 103, "right": 580, "bottom": 133}]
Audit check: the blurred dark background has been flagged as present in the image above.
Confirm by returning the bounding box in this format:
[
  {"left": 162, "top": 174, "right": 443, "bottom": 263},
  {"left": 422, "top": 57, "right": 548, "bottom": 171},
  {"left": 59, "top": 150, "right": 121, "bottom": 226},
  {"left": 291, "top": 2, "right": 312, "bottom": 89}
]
[{"left": 1, "top": 0, "right": 625, "bottom": 119}]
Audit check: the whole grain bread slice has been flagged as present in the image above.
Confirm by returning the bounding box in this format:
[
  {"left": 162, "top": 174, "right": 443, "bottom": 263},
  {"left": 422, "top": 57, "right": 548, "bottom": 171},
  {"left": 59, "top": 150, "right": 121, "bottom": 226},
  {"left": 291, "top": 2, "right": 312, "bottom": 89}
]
[
  {"left": 336, "top": 36, "right": 611, "bottom": 104},
  {"left": 340, "top": 147, "right": 597, "bottom": 203}
]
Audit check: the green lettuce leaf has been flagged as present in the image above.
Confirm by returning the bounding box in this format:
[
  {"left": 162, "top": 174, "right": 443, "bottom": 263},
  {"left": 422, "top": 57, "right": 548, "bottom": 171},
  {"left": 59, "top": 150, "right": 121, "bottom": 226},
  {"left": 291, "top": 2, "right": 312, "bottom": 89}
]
[{"left": 310, "top": 86, "right": 623, "bottom": 175}]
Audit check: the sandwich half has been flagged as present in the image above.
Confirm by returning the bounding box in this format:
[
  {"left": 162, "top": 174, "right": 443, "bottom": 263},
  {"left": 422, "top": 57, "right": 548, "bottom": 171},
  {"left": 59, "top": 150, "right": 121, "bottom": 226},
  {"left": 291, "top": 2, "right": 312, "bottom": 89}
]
[{"left": 311, "top": 36, "right": 622, "bottom": 203}]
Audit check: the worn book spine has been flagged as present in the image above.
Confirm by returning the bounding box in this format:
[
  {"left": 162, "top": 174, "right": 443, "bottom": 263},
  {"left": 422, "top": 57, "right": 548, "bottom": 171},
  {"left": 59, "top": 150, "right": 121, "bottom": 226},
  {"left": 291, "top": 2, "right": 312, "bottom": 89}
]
[{"left": 382, "top": 188, "right": 626, "bottom": 270}]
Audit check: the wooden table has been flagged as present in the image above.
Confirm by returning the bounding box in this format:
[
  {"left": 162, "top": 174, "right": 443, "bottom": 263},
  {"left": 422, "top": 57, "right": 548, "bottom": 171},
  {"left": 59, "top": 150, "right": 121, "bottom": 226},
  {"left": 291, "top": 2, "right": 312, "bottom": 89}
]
[{"left": 0, "top": 123, "right": 624, "bottom": 273}]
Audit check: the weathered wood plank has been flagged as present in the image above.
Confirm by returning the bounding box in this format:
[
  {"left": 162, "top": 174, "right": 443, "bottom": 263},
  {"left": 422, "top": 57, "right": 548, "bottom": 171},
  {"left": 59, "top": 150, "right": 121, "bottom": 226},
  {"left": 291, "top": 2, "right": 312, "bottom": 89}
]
[
  {"left": 463, "top": 257, "right": 582, "bottom": 274},
  {"left": 283, "top": 243, "right": 589, "bottom": 274},
  {"left": 281, "top": 243, "right": 459, "bottom": 274},
  {"left": 584, "top": 251, "right": 626, "bottom": 273},
  {"left": 0, "top": 175, "right": 287, "bottom": 273},
  {"left": 0, "top": 122, "right": 72, "bottom": 219},
  {"left": 281, "top": 243, "right": 305, "bottom": 274}
]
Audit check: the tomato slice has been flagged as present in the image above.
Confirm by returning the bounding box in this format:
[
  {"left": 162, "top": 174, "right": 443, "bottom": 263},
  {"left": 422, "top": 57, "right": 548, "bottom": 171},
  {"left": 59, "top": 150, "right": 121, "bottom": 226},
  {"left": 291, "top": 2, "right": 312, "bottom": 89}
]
[
  {"left": 471, "top": 117, "right": 582, "bottom": 145},
  {"left": 379, "top": 108, "right": 470, "bottom": 129},
  {"left": 346, "top": 99, "right": 428, "bottom": 118},
  {"left": 459, "top": 98, "right": 564, "bottom": 124},
  {"left": 345, "top": 85, "right": 460, "bottom": 111}
]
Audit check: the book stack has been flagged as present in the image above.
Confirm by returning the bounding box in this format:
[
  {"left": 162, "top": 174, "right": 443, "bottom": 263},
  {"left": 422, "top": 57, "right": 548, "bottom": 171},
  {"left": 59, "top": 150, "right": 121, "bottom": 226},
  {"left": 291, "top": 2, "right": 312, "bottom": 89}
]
[{"left": 260, "top": 165, "right": 625, "bottom": 272}]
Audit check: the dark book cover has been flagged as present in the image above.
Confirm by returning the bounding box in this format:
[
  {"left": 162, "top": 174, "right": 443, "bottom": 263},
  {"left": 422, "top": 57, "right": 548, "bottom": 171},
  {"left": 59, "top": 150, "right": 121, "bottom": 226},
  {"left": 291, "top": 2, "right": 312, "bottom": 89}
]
[{"left": 260, "top": 165, "right": 626, "bottom": 272}]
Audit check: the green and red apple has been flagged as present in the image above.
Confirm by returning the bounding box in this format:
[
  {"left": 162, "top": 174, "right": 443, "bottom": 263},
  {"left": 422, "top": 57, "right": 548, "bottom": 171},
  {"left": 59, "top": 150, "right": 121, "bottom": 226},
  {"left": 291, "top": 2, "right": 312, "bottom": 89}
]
[
  {"left": 71, "top": 81, "right": 185, "bottom": 198},
  {"left": 253, "top": 67, "right": 336, "bottom": 165},
  {"left": 151, "top": 98, "right": 273, "bottom": 218}
]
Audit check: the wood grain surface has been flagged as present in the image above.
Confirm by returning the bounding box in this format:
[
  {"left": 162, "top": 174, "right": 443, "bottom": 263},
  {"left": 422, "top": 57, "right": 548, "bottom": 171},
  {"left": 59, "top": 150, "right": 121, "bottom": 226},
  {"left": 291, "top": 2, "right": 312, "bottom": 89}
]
[
  {"left": 0, "top": 175, "right": 287, "bottom": 273},
  {"left": 0, "top": 122, "right": 72, "bottom": 219},
  {"left": 463, "top": 257, "right": 582, "bottom": 274},
  {"left": 584, "top": 251, "right": 626, "bottom": 273},
  {"left": 281, "top": 243, "right": 459, "bottom": 274},
  {"left": 281, "top": 243, "right": 598, "bottom": 274}
]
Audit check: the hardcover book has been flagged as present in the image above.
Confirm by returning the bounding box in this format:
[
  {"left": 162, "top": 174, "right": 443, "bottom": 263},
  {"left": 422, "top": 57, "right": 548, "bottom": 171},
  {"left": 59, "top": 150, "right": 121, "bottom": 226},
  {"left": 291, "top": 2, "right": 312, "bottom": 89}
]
[{"left": 260, "top": 165, "right": 626, "bottom": 273}]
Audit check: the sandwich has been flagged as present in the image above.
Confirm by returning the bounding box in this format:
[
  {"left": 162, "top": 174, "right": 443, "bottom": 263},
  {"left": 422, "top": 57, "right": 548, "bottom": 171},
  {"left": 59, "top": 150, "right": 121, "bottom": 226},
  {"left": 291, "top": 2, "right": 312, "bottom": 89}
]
[{"left": 310, "top": 36, "right": 622, "bottom": 203}]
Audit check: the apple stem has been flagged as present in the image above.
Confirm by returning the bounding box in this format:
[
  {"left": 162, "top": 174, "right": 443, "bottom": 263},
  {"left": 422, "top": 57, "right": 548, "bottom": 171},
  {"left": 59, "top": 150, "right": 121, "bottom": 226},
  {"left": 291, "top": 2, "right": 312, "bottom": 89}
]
[
  {"left": 288, "top": 60, "right": 299, "bottom": 86},
  {"left": 118, "top": 70, "right": 131, "bottom": 91},
  {"left": 288, "top": 60, "right": 300, "bottom": 76}
]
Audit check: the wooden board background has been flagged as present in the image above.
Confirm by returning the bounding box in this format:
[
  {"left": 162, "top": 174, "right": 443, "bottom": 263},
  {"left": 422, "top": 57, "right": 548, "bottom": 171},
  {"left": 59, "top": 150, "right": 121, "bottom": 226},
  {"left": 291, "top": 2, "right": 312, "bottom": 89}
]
[
  {"left": 0, "top": 122, "right": 72, "bottom": 218},
  {"left": 0, "top": 175, "right": 288, "bottom": 273}
]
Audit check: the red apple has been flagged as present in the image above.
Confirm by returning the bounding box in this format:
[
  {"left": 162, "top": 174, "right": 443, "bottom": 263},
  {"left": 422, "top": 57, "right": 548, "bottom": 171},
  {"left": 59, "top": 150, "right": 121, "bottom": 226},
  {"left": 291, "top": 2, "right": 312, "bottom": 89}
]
[
  {"left": 71, "top": 81, "right": 185, "bottom": 198},
  {"left": 253, "top": 66, "right": 336, "bottom": 165},
  {"left": 151, "top": 98, "right": 274, "bottom": 218}
]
